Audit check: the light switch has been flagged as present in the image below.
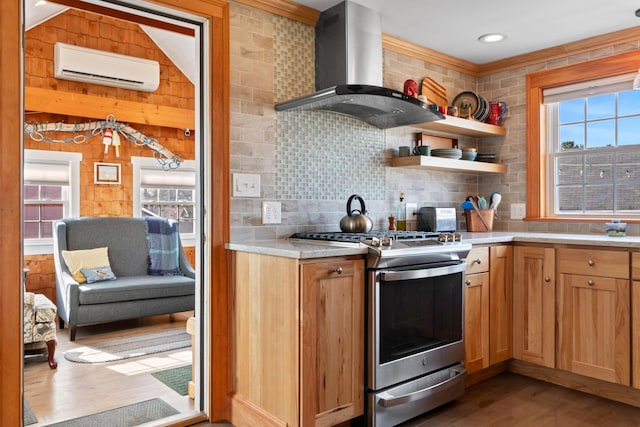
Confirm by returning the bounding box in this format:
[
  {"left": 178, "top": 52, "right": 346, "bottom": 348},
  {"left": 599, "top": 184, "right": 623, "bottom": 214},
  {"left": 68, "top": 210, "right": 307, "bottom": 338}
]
[{"left": 233, "top": 173, "right": 260, "bottom": 197}]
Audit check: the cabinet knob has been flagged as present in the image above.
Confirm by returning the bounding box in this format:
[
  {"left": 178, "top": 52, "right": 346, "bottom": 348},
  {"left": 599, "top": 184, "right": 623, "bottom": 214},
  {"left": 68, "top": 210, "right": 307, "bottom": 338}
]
[
  {"left": 544, "top": 276, "right": 551, "bottom": 283},
  {"left": 334, "top": 266, "right": 343, "bottom": 274},
  {"left": 472, "top": 258, "right": 482, "bottom": 265},
  {"left": 588, "top": 280, "right": 594, "bottom": 286},
  {"left": 588, "top": 259, "right": 594, "bottom": 266},
  {"left": 465, "top": 280, "right": 471, "bottom": 286}
]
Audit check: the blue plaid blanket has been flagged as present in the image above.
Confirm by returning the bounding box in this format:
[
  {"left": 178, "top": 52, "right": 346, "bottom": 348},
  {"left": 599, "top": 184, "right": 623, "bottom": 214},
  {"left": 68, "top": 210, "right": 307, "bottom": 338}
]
[{"left": 144, "top": 217, "right": 181, "bottom": 276}]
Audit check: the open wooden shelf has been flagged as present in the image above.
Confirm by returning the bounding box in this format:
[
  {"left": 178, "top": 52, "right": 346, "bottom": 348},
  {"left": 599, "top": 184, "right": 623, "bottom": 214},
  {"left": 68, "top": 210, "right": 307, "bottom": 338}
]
[
  {"left": 411, "top": 115, "right": 507, "bottom": 137},
  {"left": 391, "top": 155, "right": 507, "bottom": 174}
]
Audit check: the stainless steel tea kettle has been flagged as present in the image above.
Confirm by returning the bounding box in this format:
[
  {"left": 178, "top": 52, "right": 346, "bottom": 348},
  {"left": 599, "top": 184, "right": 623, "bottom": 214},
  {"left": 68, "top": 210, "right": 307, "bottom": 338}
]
[{"left": 340, "top": 194, "right": 373, "bottom": 233}]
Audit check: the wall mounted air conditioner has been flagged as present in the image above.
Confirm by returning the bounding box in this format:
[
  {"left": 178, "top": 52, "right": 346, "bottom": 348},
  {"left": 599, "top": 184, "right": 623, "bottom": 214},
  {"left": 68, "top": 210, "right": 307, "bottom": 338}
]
[{"left": 54, "top": 42, "right": 160, "bottom": 92}]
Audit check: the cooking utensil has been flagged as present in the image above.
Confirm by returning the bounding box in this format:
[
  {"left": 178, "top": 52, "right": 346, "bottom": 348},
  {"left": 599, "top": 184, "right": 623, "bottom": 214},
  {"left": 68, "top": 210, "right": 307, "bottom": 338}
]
[
  {"left": 460, "top": 200, "right": 475, "bottom": 210},
  {"left": 420, "top": 77, "right": 447, "bottom": 107},
  {"left": 339, "top": 194, "right": 373, "bottom": 233},
  {"left": 490, "top": 192, "right": 502, "bottom": 210},
  {"left": 478, "top": 196, "right": 488, "bottom": 210}
]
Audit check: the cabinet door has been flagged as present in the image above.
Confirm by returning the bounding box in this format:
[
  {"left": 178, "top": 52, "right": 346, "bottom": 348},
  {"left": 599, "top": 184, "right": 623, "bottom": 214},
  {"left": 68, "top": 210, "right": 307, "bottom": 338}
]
[
  {"left": 489, "top": 245, "right": 513, "bottom": 365},
  {"left": 300, "top": 258, "right": 364, "bottom": 427},
  {"left": 513, "top": 246, "right": 555, "bottom": 368},
  {"left": 558, "top": 273, "right": 630, "bottom": 385},
  {"left": 634, "top": 280, "right": 640, "bottom": 389},
  {"left": 464, "top": 272, "right": 490, "bottom": 374}
]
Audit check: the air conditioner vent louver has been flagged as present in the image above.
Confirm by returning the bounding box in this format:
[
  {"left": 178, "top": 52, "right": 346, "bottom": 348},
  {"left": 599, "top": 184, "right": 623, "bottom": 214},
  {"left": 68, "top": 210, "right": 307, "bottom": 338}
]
[{"left": 54, "top": 42, "right": 160, "bottom": 92}]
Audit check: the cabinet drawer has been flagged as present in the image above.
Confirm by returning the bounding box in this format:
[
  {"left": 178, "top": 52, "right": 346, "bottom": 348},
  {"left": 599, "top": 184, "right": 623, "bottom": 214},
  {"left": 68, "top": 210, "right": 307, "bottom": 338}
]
[
  {"left": 466, "top": 247, "right": 489, "bottom": 274},
  {"left": 633, "top": 252, "right": 640, "bottom": 280},
  {"left": 557, "top": 248, "right": 629, "bottom": 279}
]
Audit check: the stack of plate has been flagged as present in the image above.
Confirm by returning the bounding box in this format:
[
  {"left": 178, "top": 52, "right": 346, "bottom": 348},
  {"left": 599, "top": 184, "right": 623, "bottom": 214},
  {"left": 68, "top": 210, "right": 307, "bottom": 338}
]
[
  {"left": 431, "top": 148, "right": 462, "bottom": 159},
  {"left": 451, "top": 91, "right": 490, "bottom": 122},
  {"left": 476, "top": 153, "right": 497, "bottom": 163}
]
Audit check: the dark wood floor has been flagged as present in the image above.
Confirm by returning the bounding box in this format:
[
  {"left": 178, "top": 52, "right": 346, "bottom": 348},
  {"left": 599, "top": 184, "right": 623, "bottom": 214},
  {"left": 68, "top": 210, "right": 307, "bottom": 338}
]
[
  {"left": 401, "top": 372, "right": 640, "bottom": 427},
  {"left": 199, "top": 372, "right": 640, "bottom": 426}
]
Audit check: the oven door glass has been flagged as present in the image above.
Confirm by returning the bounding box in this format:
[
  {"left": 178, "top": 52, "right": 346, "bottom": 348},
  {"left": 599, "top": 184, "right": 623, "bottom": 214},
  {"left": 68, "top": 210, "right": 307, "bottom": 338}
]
[{"left": 377, "top": 262, "right": 464, "bottom": 364}]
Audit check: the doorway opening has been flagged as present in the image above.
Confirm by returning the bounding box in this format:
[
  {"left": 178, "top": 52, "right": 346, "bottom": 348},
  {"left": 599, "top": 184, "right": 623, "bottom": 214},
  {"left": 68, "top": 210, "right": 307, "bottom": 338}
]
[{"left": 22, "top": 0, "right": 212, "bottom": 425}]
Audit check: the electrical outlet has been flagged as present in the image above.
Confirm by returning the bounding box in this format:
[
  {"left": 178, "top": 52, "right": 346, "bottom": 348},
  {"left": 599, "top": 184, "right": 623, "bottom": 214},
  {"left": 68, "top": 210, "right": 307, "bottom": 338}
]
[
  {"left": 262, "top": 201, "right": 281, "bottom": 224},
  {"left": 233, "top": 173, "right": 260, "bottom": 198},
  {"left": 511, "top": 203, "right": 526, "bottom": 220},
  {"left": 406, "top": 203, "right": 418, "bottom": 220}
]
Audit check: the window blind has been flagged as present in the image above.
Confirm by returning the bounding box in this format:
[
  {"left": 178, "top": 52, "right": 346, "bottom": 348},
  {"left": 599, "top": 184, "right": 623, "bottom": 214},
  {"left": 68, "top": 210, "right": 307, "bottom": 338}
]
[{"left": 543, "top": 72, "right": 636, "bottom": 104}]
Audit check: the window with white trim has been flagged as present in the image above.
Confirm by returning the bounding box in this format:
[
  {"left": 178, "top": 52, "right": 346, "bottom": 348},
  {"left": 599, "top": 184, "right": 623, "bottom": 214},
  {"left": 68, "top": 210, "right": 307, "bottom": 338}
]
[
  {"left": 24, "top": 150, "right": 81, "bottom": 254},
  {"left": 132, "top": 156, "right": 196, "bottom": 246},
  {"left": 545, "top": 74, "right": 640, "bottom": 216}
]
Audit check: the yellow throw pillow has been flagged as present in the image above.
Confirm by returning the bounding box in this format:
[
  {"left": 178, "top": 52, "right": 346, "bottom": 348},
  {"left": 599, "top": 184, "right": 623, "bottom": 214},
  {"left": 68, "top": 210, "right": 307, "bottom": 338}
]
[{"left": 61, "top": 247, "right": 110, "bottom": 284}]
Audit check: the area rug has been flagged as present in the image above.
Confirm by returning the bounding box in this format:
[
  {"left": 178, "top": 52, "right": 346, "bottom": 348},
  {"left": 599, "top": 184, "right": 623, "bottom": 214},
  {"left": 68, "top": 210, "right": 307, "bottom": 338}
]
[
  {"left": 151, "top": 364, "right": 191, "bottom": 396},
  {"left": 24, "top": 399, "right": 37, "bottom": 426},
  {"left": 64, "top": 328, "right": 190, "bottom": 363},
  {"left": 44, "top": 398, "right": 179, "bottom": 427}
]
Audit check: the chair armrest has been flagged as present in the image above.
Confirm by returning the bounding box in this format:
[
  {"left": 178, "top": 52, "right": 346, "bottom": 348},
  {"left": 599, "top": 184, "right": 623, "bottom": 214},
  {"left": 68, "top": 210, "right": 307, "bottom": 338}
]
[{"left": 178, "top": 240, "right": 196, "bottom": 279}]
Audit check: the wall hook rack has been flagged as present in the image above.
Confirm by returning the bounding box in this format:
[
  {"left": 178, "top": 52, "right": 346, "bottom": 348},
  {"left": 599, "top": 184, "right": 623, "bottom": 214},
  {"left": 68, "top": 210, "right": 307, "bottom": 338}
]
[{"left": 23, "top": 114, "right": 183, "bottom": 169}]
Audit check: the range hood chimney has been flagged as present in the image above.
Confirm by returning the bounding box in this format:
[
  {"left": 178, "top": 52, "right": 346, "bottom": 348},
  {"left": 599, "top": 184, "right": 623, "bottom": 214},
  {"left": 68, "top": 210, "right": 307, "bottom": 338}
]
[{"left": 275, "top": 0, "right": 443, "bottom": 129}]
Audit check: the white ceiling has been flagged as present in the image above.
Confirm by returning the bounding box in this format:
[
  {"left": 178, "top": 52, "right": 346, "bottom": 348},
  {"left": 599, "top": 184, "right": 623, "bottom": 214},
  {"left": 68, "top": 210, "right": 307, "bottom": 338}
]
[
  {"left": 295, "top": 0, "right": 640, "bottom": 64},
  {"left": 24, "top": 0, "right": 640, "bottom": 72}
]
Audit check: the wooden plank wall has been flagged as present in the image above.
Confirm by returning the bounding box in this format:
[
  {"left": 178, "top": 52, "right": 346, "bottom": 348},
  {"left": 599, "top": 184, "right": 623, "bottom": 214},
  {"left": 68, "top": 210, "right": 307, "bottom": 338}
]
[{"left": 23, "top": 9, "right": 197, "bottom": 299}]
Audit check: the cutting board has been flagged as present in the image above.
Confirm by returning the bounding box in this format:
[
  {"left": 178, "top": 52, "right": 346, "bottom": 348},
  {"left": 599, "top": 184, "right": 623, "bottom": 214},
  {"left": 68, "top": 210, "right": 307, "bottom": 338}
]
[{"left": 420, "top": 77, "right": 448, "bottom": 106}]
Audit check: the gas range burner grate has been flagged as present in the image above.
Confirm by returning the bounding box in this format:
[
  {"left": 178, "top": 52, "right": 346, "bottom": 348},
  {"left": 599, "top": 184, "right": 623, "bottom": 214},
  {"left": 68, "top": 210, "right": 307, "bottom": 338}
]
[{"left": 290, "top": 230, "right": 442, "bottom": 244}]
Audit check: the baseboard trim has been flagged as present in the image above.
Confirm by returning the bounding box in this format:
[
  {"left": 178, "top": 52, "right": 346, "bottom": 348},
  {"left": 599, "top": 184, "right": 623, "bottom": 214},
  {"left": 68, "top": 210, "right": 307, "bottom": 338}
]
[
  {"left": 465, "top": 361, "right": 509, "bottom": 388},
  {"left": 508, "top": 359, "right": 640, "bottom": 409},
  {"left": 229, "top": 392, "right": 287, "bottom": 427}
]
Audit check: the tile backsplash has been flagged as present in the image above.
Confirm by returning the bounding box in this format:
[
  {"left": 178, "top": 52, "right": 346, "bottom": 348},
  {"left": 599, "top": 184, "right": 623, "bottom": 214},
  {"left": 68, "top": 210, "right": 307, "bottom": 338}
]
[
  {"left": 229, "top": 1, "right": 640, "bottom": 241},
  {"left": 275, "top": 110, "right": 386, "bottom": 201}
]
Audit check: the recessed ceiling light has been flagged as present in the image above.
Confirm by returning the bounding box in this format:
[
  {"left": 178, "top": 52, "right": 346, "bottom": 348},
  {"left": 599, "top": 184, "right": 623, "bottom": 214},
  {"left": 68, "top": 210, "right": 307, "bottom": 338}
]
[
  {"left": 35, "top": 0, "right": 48, "bottom": 5},
  {"left": 478, "top": 33, "right": 507, "bottom": 43}
]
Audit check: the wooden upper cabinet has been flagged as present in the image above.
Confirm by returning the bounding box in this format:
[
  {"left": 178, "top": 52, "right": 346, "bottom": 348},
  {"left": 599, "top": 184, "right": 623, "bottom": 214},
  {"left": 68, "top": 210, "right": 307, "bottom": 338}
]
[
  {"left": 557, "top": 248, "right": 630, "bottom": 386},
  {"left": 489, "top": 245, "right": 513, "bottom": 365},
  {"left": 513, "top": 246, "right": 555, "bottom": 368},
  {"left": 300, "top": 258, "right": 365, "bottom": 427}
]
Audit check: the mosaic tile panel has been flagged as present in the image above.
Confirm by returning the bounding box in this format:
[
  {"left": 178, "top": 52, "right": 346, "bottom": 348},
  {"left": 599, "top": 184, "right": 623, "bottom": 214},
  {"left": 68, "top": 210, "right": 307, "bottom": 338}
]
[
  {"left": 273, "top": 15, "right": 385, "bottom": 200},
  {"left": 273, "top": 16, "right": 314, "bottom": 103},
  {"left": 276, "top": 110, "right": 385, "bottom": 200}
]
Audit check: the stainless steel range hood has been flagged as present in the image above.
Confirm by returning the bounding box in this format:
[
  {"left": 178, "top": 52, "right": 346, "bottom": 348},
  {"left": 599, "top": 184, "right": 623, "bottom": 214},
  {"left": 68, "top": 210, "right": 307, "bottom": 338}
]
[{"left": 274, "top": 1, "right": 444, "bottom": 129}]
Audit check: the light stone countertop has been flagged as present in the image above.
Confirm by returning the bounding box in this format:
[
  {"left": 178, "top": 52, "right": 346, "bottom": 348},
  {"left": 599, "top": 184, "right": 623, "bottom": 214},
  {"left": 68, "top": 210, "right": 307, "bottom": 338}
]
[
  {"left": 225, "top": 239, "right": 369, "bottom": 259},
  {"left": 226, "top": 232, "right": 640, "bottom": 259}
]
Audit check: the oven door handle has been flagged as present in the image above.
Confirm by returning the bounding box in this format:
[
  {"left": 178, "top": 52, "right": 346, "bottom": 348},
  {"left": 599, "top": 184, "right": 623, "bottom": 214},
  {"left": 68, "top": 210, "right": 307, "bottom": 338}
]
[
  {"left": 376, "top": 366, "right": 467, "bottom": 408},
  {"left": 379, "top": 262, "right": 466, "bottom": 282}
]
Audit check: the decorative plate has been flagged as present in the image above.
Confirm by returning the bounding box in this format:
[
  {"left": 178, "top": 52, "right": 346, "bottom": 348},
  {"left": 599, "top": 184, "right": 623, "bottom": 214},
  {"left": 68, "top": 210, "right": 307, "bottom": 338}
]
[{"left": 452, "top": 91, "right": 480, "bottom": 120}]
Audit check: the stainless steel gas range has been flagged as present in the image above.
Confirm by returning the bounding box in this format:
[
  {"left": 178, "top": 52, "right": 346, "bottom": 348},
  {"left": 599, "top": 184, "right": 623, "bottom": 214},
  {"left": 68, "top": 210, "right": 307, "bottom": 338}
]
[{"left": 290, "top": 230, "right": 471, "bottom": 426}]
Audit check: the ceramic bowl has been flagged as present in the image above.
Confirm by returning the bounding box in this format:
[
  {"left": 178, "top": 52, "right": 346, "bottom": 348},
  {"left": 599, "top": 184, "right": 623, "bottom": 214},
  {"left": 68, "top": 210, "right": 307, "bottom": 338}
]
[{"left": 461, "top": 150, "right": 477, "bottom": 161}]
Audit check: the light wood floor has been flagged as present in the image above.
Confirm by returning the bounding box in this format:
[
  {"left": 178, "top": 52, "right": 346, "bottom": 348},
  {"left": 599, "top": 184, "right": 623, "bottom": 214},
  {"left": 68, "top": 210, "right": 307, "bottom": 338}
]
[{"left": 23, "top": 312, "right": 204, "bottom": 426}]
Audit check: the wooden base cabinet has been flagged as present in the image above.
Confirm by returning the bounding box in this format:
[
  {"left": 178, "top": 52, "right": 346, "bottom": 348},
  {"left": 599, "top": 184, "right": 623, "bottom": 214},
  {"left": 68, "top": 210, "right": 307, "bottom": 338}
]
[
  {"left": 232, "top": 252, "right": 364, "bottom": 427},
  {"left": 513, "top": 246, "right": 555, "bottom": 368},
  {"left": 300, "top": 258, "right": 365, "bottom": 427},
  {"left": 489, "top": 245, "right": 513, "bottom": 365},
  {"left": 557, "top": 248, "right": 630, "bottom": 386},
  {"left": 464, "top": 246, "right": 512, "bottom": 374},
  {"left": 632, "top": 252, "right": 640, "bottom": 389},
  {"left": 464, "top": 247, "right": 490, "bottom": 374}
]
